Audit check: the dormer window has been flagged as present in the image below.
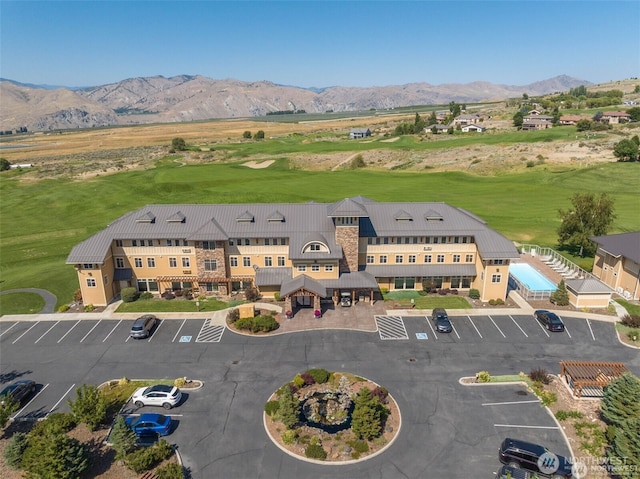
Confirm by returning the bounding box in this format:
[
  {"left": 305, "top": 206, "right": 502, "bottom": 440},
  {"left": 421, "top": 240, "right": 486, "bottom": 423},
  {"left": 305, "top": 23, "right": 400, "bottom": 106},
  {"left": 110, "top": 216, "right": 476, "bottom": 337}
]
[
  {"left": 167, "top": 211, "right": 186, "bottom": 223},
  {"left": 302, "top": 241, "right": 329, "bottom": 254},
  {"left": 310, "top": 244, "right": 320, "bottom": 251},
  {"left": 236, "top": 211, "right": 254, "bottom": 223},
  {"left": 136, "top": 212, "right": 155, "bottom": 223}
]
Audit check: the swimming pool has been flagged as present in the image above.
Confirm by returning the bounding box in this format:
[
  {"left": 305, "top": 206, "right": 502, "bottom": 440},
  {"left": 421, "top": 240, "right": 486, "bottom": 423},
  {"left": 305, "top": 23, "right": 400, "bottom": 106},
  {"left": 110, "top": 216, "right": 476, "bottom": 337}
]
[{"left": 509, "top": 263, "right": 557, "bottom": 298}]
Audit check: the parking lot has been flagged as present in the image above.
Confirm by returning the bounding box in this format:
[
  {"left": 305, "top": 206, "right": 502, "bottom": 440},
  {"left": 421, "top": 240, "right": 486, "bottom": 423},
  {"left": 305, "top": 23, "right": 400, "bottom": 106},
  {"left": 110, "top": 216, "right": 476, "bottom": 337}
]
[{"left": 1, "top": 313, "right": 637, "bottom": 478}]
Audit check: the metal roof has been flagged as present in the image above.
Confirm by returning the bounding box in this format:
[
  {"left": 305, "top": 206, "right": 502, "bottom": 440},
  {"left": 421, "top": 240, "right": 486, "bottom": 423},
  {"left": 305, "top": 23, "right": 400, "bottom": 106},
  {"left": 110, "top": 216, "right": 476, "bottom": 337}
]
[
  {"left": 280, "top": 274, "right": 327, "bottom": 297},
  {"left": 590, "top": 232, "right": 640, "bottom": 265},
  {"left": 565, "top": 278, "right": 613, "bottom": 294}
]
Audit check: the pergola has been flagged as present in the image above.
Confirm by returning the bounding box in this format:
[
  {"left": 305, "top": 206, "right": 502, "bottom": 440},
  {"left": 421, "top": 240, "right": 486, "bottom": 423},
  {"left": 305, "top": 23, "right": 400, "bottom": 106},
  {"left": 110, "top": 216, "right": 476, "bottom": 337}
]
[{"left": 560, "top": 361, "right": 630, "bottom": 397}]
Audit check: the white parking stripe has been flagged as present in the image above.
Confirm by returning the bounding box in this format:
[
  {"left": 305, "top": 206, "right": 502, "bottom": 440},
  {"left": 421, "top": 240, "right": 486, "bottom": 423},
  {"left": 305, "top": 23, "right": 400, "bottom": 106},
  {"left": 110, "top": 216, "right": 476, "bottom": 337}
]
[
  {"left": 482, "top": 400, "right": 540, "bottom": 406},
  {"left": 564, "top": 325, "right": 572, "bottom": 339},
  {"left": 467, "top": 316, "right": 483, "bottom": 338},
  {"left": 12, "top": 321, "right": 40, "bottom": 344},
  {"left": 148, "top": 319, "right": 163, "bottom": 342},
  {"left": 49, "top": 384, "right": 75, "bottom": 415},
  {"left": 103, "top": 319, "right": 122, "bottom": 342},
  {"left": 12, "top": 383, "right": 49, "bottom": 419},
  {"left": 34, "top": 321, "right": 60, "bottom": 343},
  {"left": 586, "top": 319, "right": 596, "bottom": 340},
  {"left": 450, "top": 320, "right": 461, "bottom": 339},
  {"left": 80, "top": 320, "right": 101, "bottom": 342},
  {"left": 0, "top": 322, "right": 18, "bottom": 338},
  {"left": 172, "top": 319, "right": 187, "bottom": 343},
  {"left": 494, "top": 424, "right": 559, "bottom": 430},
  {"left": 425, "top": 316, "right": 438, "bottom": 340},
  {"left": 509, "top": 315, "right": 528, "bottom": 337},
  {"left": 535, "top": 318, "right": 551, "bottom": 337},
  {"left": 487, "top": 315, "right": 506, "bottom": 338},
  {"left": 57, "top": 320, "right": 81, "bottom": 343}
]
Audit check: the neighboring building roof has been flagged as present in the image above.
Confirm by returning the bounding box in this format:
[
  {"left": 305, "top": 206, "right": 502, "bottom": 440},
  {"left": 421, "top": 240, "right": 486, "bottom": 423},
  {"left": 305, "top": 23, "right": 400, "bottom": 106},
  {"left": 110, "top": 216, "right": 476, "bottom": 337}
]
[
  {"left": 602, "top": 111, "right": 630, "bottom": 117},
  {"left": 66, "top": 198, "right": 520, "bottom": 264},
  {"left": 350, "top": 128, "right": 371, "bottom": 133},
  {"left": 566, "top": 278, "right": 613, "bottom": 294},
  {"left": 590, "top": 232, "right": 640, "bottom": 264}
]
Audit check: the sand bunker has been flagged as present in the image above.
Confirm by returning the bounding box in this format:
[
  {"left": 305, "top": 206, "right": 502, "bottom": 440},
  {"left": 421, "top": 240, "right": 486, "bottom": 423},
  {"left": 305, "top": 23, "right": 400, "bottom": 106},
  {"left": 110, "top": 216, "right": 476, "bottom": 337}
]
[{"left": 242, "top": 160, "right": 275, "bottom": 169}]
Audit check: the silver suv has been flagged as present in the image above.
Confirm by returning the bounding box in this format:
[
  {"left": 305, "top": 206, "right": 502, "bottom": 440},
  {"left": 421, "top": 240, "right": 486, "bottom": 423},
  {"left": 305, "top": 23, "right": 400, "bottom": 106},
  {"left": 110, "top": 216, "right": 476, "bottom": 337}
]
[{"left": 130, "top": 314, "right": 158, "bottom": 339}]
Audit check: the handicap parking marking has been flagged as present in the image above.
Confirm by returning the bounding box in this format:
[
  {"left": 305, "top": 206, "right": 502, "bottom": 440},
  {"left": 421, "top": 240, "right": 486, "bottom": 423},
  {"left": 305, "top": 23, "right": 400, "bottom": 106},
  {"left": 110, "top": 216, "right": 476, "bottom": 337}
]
[
  {"left": 416, "top": 332, "right": 428, "bottom": 340},
  {"left": 196, "top": 319, "right": 225, "bottom": 342},
  {"left": 179, "top": 336, "right": 192, "bottom": 343},
  {"left": 509, "top": 315, "right": 529, "bottom": 337},
  {"left": 375, "top": 315, "right": 409, "bottom": 340},
  {"left": 172, "top": 319, "right": 188, "bottom": 342},
  {"left": 487, "top": 315, "right": 506, "bottom": 338}
]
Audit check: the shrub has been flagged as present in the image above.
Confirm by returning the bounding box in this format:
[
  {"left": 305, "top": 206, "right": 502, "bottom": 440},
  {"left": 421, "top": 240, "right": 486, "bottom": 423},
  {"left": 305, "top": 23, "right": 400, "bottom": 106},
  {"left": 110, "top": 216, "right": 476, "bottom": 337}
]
[
  {"left": 125, "top": 439, "right": 173, "bottom": 473},
  {"left": 40, "top": 412, "right": 76, "bottom": 434},
  {"left": 264, "top": 400, "right": 280, "bottom": 416},
  {"left": 83, "top": 303, "right": 95, "bottom": 312},
  {"left": 488, "top": 299, "right": 496, "bottom": 305},
  {"left": 469, "top": 289, "right": 480, "bottom": 300},
  {"left": 304, "top": 444, "right": 327, "bottom": 460},
  {"left": 348, "top": 439, "right": 369, "bottom": 453},
  {"left": 274, "top": 292, "right": 281, "bottom": 302},
  {"left": 539, "top": 390, "right": 557, "bottom": 407},
  {"left": 73, "top": 288, "right": 83, "bottom": 302},
  {"left": 476, "top": 371, "right": 491, "bottom": 383},
  {"left": 305, "top": 368, "right": 330, "bottom": 384},
  {"left": 550, "top": 280, "right": 570, "bottom": 306},
  {"left": 58, "top": 304, "right": 70, "bottom": 312},
  {"left": 155, "top": 463, "right": 184, "bottom": 479},
  {"left": 350, "top": 154, "right": 365, "bottom": 169},
  {"left": 621, "top": 314, "right": 640, "bottom": 328},
  {"left": 292, "top": 374, "right": 306, "bottom": 388},
  {"left": 371, "top": 386, "right": 389, "bottom": 404},
  {"left": 110, "top": 415, "right": 137, "bottom": 460},
  {"left": 528, "top": 367, "right": 551, "bottom": 385},
  {"left": 174, "top": 377, "right": 186, "bottom": 388},
  {"left": 22, "top": 434, "right": 88, "bottom": 478},
  {"left": 4, "top": 432, "right": 28, "bottom": 469},
  {"left": 67, "top": 384, "right": 107, "bottom": 431},
  {"left": 281, "top": 429, "right": 297, "bottom": 445},
  {"left": 121, "top": 287, "right": 139, "bottom": 303},
  {"left": 627, "top": 329, "right": 640, "bottom": 342},
  {"left": 300, "top": 372, "right": 315, "bottom": 386},
  {"left": 244, "top": 287, "right": 260, "bottom": 302},
  {"left": 235, "top": 315, "right": 279, "bottom": 333},
  {"left": 227, "top": 308, "right": 240, "bottom": 323},
  {"left": 555, "top": 410, "right": 569, "bottom": 421},
  {"left": 494, "top": 298, "right": 504, "bottom": 305},
  {"left": 139, "top": 291, "right": 154, "bottom": 300}
]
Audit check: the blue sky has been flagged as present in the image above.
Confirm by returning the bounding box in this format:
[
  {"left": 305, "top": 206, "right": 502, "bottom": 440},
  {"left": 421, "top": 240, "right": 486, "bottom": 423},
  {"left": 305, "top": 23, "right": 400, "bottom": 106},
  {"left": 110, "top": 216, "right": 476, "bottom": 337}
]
[{"left": 1, "top": 1, "right": 638, "bottom": 88}]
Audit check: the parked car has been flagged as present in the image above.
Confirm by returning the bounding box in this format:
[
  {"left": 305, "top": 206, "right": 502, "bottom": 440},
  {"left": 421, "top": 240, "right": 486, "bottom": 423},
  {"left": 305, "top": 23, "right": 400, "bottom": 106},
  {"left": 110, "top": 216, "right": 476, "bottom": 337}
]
[
  {"left": 132, "top": 384, "right": 182, "bottom": 409},
  {"left": 432, "top": 307, "right": 453, "bottom": 333},
  {"left": 498, "top": 437, "right": 573, "bottom": 478},
  {"left": 125, "top": 413, "right": 173, "bottom": 437},
  {"left": 340, "top": 292, "right": 351, "bottom": 307},
  {"left": 534, "top": 310, "right": 565, "bottom": 332},
  {"left": 130, "top": 314, "right": 158, "bottom": 339},
  {"left": 497, "top": 465, "right": 537, "bottom": 479},
  {"left": 0, "top": 379, "right": 36, "bottom": 406}
]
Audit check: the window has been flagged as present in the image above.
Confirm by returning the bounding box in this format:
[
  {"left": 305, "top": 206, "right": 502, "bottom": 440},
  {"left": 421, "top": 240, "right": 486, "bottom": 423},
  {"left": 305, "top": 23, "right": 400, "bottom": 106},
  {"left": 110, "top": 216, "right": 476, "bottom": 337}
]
[
  {"left": 379, "top": 255, "right": 387, "bottom": 264},
  {"left": 136, "top": 279, "right": 157, "bottom": 292},
  {"left": 230, "top": 257, "right": 238, "bottom": 267},
  {"left": 182, "top": 257, "right": 190, "bottom": 268},
  {"left": 425, "top": 254, "right": 432, "bottom": 263},
  {"left": 492, "top": 259, "right": 505, "bottom": 265},
  {"left": 132, "top": 240, "right": 137, "bottom": 247},
  {"left": 115, "top": 240, "right": 123, "bottom": 247},
  {"left": 104, "top": 275, "right": 108, "bottom": 285},
  {"left": 204, "top": 259, "right": 217, "bottom": 271},
  {"left": 408, "top": 255, "right": 416, "bottom": 263},
  {"left": 280, "top": 238, "right": 287, "bottom": 245},
  {"left": 311, "top": 264, "right": 320, "bottom": 272},
  {"left": 395, "top": 255, "right": 403, "bottom": 263},
  {"left": 310, "top": 243, "right": 320, "bottom": 251},
  {"left": 140, "top": 239, "right": 145, "bottom": 247},
  {"left": 167, "top": 239, "right": 172, "bottom": 246},
  {"left": 394, "top": 277, "right": 416, "bottom": 290},
  {"left": 86, "top": 278, "right": 96, "bottom": 287},
  {"left": 169, "top": 257, "right": 177, "bottom": 268},
  {"left": 451, "top": 276, "right": 472, "bottom": 289},
  {"left": 228, "top": 239, "right": 234, "bottom": 246},
  {"left": 437, "top": 254, "right": 445, "bottom": 263},
  {"left": 465, "top": 254, "right": 474, "bottom": 263},
  {"left": 202, "top": 282, "right": 219, "bottom": 292},
  {"left": 264, "top": 256, "right": 272, "bottom": 267},
  {"left": 82, "top": 264, "right": 94, "bottom": 269},
  {"left": 265, "top": 238, "right": 270, "bottom": 246},
  {"left": 491, "top": 274, "right": 502, "bottom": 283},
  {"left": 277, "top": 256, "right": 285, "bottom": 267},
  {"left": 298, "top": 265, "right": 306, "bottom": 272},
  {"left": 147, "top": 257, "right": 156, "bottom": 268},
  {"left": 134, "top": 258, "right": 143, "bottom": 268},
  {"left": 243, "top": 256, "right": 251, "bottom": 267},
  {"left": 202, "top": 241, "right": 215, "bottom": 250},
  {"left": 115, "top": 258, "right": 125, "bottom": 268},
  {"left": 244, "top": 239, "right": 250, "bottom": 246},
  {"left": 325, "top": 264, "right": 333, "bottom": 272},
  {"left": 366, "top": 255, "right": 374, "bottom": 264},
  {"left": 453, "top": 254, "right": 461, "bottom": 263}
]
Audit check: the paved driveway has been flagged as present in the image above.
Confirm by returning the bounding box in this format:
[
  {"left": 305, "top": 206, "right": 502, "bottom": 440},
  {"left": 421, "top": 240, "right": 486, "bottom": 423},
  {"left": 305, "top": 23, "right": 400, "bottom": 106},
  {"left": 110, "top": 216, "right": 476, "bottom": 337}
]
[{"left": 1, "top": 314, "right": 638, "bottom": 478}]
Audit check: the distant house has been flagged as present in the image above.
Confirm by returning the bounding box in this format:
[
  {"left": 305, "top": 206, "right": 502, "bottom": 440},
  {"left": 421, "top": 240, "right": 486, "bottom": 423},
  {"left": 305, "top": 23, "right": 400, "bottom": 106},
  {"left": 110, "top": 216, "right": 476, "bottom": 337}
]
[
  {"left": 461, "top": 124, "right": 486, "bottom": 133},
  {"left": 559, "top": 115, "right": 589, "bottom": 126},
  {"left": 350, "top": 128, "right": 371, "bottom": 139},
  {"left": 521, "top": 117, "right": 552, "bottom": 131},
  {"left": 622, "top": 100, "right": 637, "bottom": 106},
  {"left": 600, "top": 111, "right": 631, "bottom": 124},
  {"left": 435, "top": 110, "right": 449, "bottom": 123},
  {"left": 590, "top": 232, "right": 640, "bottom": 301},
  {"left": 453, "top": 114, "right": 481, "bottom": 126},
  {"left": 528, "top": 109, "right": 543, "bottom": 115},
  {"left": 426, "top": 124, "right": 450, "bottom": 134}
]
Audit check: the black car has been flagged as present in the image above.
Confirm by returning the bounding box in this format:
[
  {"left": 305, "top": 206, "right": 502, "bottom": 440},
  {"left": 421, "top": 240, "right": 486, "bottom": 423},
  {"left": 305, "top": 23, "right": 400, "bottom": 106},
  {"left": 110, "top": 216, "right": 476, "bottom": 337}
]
[
  {"left": 432, "top": 308, "right": 453, "bottom": 333},
  {"left": 534, "top": 309, "right": 565, "bottom": 332},
  {"left": 0, "top": 379, "right": 36, "bottom": 406},
  {"left": 498, "top": 437, "right": 573, "bottom": 478},
  {"left": 130, "top": 314, "right": 158, "bottom": 339}
]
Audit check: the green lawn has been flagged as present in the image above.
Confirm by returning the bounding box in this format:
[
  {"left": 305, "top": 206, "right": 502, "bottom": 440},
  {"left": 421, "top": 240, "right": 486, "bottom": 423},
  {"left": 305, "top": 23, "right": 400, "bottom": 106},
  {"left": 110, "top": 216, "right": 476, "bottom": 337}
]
[
  {"left": 616, "top": 299, "right": 640, "bottom": 316},
  {"left": 115, "top": 298, "right": 229, "bottom": 313},
  {"left": 0, "top": 292, "right": 45, "bottom": 315},
  {"left": 1, "top": 155, "right": 638, "bottom": 313},
  {"left": 384, "top": 291, "right": 471, "bottom": 309}
]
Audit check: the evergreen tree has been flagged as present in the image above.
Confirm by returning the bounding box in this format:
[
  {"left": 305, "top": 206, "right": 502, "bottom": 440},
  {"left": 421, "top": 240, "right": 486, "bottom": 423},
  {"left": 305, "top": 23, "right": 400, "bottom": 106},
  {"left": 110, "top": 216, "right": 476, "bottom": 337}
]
[
  {"left": 550, "top": 280, "right": 569, "bottom": 306},
  {"left": 513, "top": 111, "right": 524, "bottom": 128},
  {"left": 351, "top": 388, "right": 389, "bottom": 441},
  {"left": 68, "top": 384, "right": 107, "bottom": 431},
  {"left": 427, "top": 111, "right": 437, "bottom": 126},
  {"left": 3, "top": 432, "right": 28, "bottom": 469},
  {"left": 277, "top": 386, "right": 300, "bottom": 429},
  {"left": 110, "top": 415, "right": 138, "bottom": 460},
  {"left": 609, "top": 417, "right": 640, "bottom": 478},
  {"left": 0, "top": 394, "right": 19, "bottom": 429},
  {"left": 601, "top": 373, "right": 640, "bottom": 428},
  {"left": 22, "top": 433, "right": 88, "bottom": 479}
]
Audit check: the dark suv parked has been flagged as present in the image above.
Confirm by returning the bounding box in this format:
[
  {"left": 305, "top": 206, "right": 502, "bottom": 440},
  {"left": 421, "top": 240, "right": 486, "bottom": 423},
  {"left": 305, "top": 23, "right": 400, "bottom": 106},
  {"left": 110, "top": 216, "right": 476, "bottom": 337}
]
[
  {"left": 431, "top": 308, "right": 453, "bottom": 333},
  {"left": 498, "top": 438, "right": 573, "bottom": 478}
]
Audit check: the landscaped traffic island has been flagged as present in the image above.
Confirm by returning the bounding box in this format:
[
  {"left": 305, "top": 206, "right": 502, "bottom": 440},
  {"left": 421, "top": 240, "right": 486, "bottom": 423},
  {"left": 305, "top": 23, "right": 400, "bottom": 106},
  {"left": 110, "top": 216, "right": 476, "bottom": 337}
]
[{"left": 263, "top": 370, "right": 400, "bottom": 462}]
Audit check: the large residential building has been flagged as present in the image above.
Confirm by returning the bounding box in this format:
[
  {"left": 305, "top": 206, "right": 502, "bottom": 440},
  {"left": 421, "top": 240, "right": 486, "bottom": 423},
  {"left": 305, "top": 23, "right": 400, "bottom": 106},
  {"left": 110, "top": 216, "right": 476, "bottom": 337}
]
[
  {"left": 590, "top": 232, "right": 640, "bottom": 301},
  {"left": 66, "top": 197, "right": 519, "bottom": 311}
]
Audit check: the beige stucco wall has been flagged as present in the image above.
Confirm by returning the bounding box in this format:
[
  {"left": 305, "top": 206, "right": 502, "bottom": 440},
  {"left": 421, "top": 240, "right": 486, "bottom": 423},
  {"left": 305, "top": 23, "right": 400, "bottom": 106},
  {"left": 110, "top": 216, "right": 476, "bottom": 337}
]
[{"left": 568, "top": 291, "right": 611, "bottom": 309}]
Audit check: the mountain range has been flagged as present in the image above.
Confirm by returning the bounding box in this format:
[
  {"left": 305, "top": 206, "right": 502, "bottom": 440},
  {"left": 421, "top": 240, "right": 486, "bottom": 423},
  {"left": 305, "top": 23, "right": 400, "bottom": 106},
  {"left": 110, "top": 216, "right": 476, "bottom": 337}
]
[{"left": 0, "top": 74, "right": 590, "bottom": 132}]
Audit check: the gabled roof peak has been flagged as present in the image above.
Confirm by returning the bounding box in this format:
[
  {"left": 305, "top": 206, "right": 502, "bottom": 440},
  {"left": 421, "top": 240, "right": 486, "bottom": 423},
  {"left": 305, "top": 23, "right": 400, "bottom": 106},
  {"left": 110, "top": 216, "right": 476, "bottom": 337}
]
[{"left": 136, "top": 211, "right": 156, "bottom": 223}]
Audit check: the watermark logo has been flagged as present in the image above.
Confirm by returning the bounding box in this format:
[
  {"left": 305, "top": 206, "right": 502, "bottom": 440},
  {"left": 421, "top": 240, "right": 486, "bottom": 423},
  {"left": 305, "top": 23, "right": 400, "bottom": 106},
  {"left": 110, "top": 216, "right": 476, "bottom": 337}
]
[
  {"left": 572, "top": 460, "right": 588, "bottom": 479},
  {"left": 538, "top": 451, "right": 560, "bottom": 474}
]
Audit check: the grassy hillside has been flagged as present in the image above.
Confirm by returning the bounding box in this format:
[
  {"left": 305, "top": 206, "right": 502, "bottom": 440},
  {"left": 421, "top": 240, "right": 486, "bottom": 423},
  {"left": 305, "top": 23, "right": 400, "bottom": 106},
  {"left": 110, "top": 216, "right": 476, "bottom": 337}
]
[{"left": 1, "top": 159, "right": 638, "bottom": 309}]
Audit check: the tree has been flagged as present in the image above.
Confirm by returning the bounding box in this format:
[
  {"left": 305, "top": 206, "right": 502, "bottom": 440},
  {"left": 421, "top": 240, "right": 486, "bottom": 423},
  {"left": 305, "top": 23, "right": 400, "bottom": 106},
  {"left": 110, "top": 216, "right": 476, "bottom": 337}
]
[
  {"left": 550, "top": 280, "right": 569, "bottom": 306},
  {"left": 0, "top": 158, "right": 11, "bottom": 171},
  {"left": 613, "top": 139, "right": 639, "bottom": 162},
  {"left": 448, "top": 101, "right": 461, "bottom": 117},
  {"left": 601, "top": 373, "right": 640, "bottom": 428},
  {"left": 242, "top": 130, "right": 252, "bottom": 139},
  {"left": 610, "top": 417, "right": 640, "bottom": 478},
  {"left": 171, "top": 137, "right": 186, "bottom": 151},
  {"left": 413, "top": 113, "right": 425, "bottom": 133},
  {"left": 628, "top": 107, "right": 640, "bottom": 122},
  {"left": 67, "top": 384, "right": 107, "bottom": 431},
  {"left": 557, "top": 193, "right": 616, "bottom": 256},
  {"left": 593, "top": 110, "right": 603, "bottom": 122},
  {"left": 22, "top": 433, "right": 88, "bottom": 479},
  {"left": 277, "top": 386, "right": 300, "bottom": 429},
  {"left": 110, "top": 415, "right": 138, "bottom": 461},
  {"left": 576, "top": 119, "right": 592, "bottom": 132},
  {"left": 3, "top": 432, "right": 28, "bottom": 469},
  {"left": 427, "top": 111, "right": 437, "bottom": 125},
  {"left": 254, "top": 130, "right": 265, "bottom": 139},
  {"left": 0, "top": 394, "right": 19, "bottom": 429},
  {"left": 351, "top": 388, "right": 389, "bottom": 440},
  {"left": 512, "top": 111, "right": 524, "bottom": 128}
]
